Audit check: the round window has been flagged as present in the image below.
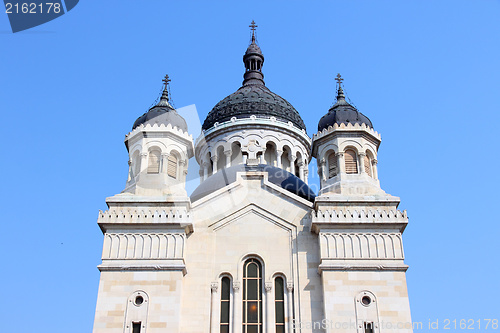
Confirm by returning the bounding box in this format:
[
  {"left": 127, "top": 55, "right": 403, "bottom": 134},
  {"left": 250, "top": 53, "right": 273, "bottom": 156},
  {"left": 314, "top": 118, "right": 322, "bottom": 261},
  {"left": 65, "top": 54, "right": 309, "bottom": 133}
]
[
  {"left": 135, "top": 295, "right": 144, "bottom": 306},
  {"left": 361, "top": 296, "right": 371, "bottom": 306}
]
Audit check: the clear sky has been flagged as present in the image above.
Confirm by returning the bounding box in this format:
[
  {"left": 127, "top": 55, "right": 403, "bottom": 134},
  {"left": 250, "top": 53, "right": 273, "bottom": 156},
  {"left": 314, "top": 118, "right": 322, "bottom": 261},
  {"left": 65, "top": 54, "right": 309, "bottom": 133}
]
[{"left": 1, "top": 1, "right": 499, "bottom": 332}]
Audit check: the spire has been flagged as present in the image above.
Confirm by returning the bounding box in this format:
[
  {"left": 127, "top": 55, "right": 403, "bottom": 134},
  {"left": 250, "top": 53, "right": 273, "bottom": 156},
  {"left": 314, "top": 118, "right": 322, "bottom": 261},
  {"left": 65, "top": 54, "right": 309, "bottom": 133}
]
[
  {"left": 156, "top": 74, "right": 173, "bottom": 108},
  {"left": 335, "top": 73, "right": 346, "bottom": 102},
  {"left": 243, "top": 21, "right": 265, "bottom": 86}
]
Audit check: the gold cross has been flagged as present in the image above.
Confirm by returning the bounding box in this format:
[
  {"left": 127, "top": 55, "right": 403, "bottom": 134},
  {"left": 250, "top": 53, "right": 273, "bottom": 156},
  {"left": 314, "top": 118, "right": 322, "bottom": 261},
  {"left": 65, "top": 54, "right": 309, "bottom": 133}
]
[
  {"left": 249, "top": 20, "right": 258, "bottom": 32},
  {"left": 335, "top": 73, "right": 343, "bottom": 85},
  {"left": 162, "top": 74, "right": 171, "bottom": 86}
]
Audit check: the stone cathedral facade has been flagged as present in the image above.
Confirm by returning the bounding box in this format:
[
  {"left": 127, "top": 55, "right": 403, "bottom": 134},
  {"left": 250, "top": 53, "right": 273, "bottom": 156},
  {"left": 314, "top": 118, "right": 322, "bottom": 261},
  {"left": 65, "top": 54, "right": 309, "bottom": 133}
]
[{"left": 93, "top": 26, "right": 413, "bottom": 333}]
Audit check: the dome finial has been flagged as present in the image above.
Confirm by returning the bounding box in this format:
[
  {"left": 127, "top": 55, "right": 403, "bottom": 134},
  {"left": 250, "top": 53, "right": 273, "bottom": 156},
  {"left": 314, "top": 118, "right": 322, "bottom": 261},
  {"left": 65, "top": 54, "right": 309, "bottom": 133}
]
[
  {"left": 249, "top": 20, "right": 258, "bottom": 42},
  {"left": 242, "top": 21, "right": 265, "bottom": 86},
  {"left": 335, "top": 73, "right": 345, "bottom": 101},
  {"left": 157, "top": 74, "right": 173, "bottom": 107}
]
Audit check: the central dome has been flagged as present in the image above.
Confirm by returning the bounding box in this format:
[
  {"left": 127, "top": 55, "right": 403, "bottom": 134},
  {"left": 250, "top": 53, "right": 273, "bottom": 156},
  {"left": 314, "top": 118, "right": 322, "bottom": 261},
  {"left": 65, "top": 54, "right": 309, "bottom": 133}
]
[
  {"left": 202, "top": 84, "right": 306, "bottom": 131},
  {"left": 202, "top": 31, "right": 306, "bottom": 131}
]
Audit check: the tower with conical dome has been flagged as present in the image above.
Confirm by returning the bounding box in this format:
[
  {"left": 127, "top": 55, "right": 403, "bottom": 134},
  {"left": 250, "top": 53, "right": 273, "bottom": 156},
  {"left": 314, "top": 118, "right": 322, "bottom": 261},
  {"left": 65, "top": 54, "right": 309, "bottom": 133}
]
[{"left": 93, "top": 22, "right": 413, "bottom": 333}]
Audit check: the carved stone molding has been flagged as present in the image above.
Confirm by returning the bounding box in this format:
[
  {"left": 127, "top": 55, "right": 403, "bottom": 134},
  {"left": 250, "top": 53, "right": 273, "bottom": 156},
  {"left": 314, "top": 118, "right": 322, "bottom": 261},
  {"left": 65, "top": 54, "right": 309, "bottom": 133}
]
[
  {"left": 233, "top": 281, "right": 241, "bottom": 292},
  {"left": 265, "top": 282, "right": 272, "bottom": 293},
  {"left": 211, "top": 282, "right": 218, "bottom": 293},
  {"left": 287, "top": 282, "right": 294, "bottom": 292}
]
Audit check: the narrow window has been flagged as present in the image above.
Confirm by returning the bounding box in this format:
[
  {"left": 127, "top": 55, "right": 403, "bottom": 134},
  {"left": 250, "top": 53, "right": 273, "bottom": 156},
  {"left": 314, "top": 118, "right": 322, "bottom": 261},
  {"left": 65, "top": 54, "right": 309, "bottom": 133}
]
[
  {"left": 364, "top": 322, "right": 374, "bottom": 333},
  {"left": 345, "top": 149, "right": 358, "bottom": 174},
  {"left": 132, "top": 322, "right": 141, "bottom": 333},
  {"left": 275, "top": 277, "right": 285, "bottom": 333},
  {"left": 147, "top": 150, "right": 160, "bottom": 174},
  {"left": 243, "top": 259, "right": 262, "bottom": 333},
  {"left": 167, "top": 154, "right": 178, "bottom": 178},
  {"left": 220, "top": 277, "right": 231, "bottom": 333},
  {"left": 328, "top": 152, "right": 337, "bottom": 178},
  {"left": 364, "top": 154, "right": 372, "bottom": 177}
]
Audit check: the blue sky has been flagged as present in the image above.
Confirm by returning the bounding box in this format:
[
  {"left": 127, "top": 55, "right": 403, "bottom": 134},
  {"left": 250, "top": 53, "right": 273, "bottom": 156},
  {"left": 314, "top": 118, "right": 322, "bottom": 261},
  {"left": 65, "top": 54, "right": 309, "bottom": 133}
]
[{"left": 1, "top": 1, "right": 499, "bottom": 332}]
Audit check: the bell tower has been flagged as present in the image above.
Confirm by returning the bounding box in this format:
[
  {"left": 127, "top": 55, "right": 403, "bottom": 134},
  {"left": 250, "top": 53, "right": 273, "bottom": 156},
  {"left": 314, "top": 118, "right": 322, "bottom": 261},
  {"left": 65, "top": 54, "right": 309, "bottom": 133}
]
[
  {"left": 93, "top": 75, "right": 194, "bottom": 333},
  {"left": 311, "top": 75, "right": 413, "bottom": 333}
]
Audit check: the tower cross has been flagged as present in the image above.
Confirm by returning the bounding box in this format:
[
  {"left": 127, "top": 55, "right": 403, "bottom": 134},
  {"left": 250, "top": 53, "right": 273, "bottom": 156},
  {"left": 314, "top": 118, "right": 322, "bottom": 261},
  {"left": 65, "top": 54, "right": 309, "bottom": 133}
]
[
  {"left": 335, "top": 73, "right": 343, "bottom": 86},
  {"left": 249, "top": 20, "right": 258, "bottom": 34},
  {"left": 163, "top": 74, "right": 171, "bottom": 87}
]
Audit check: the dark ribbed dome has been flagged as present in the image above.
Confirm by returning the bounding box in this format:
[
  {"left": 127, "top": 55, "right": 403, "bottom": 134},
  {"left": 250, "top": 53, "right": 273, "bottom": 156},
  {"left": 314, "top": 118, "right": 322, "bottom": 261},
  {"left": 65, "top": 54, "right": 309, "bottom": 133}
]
[
  {"left": 202, "top": 84, "right": 306, "bottom": 131},
  {"left": 317, "top": 82, "right": 373, "bottom": 132},
  {"left": 132, "top": 76, "right": 188, "bottom": 132},
  {"left": 202, "top": 27, "right": 306, "bottom": 131}
]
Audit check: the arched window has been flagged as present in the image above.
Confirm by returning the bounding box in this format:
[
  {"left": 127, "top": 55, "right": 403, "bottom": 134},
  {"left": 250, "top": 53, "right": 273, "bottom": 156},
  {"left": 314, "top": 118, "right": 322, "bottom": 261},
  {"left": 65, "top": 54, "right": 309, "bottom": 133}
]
[
  {"left": 364, "top": 154, "right": 372, "bottom": 177},
  {"left": 275, "top": 277, "right": 285, "bottom": 333},
  {"left": 167, "top": 154, "right": 178, "bottom": 178},
  {"left": 345, "top": 149, "right": 358, "bottom": 174},
  {"left": 243, "top": 259, "right": 262, "bottom": 333},
  {"left": 328, "top": 152, "right": 338, "bottom": 178},
  {"left": 147, "top": 150, "right": 161, "bottom": 174},
  {"left": 220, "top": 277, "right": 231, "bottom": 333}
]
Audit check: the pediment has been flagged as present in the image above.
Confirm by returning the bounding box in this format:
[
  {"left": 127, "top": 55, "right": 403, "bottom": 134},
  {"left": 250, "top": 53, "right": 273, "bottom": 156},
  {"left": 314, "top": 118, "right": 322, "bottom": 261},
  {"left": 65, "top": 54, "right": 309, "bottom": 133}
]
[{"left": 208, "top": 204, "right": 297, "bottom": 234}]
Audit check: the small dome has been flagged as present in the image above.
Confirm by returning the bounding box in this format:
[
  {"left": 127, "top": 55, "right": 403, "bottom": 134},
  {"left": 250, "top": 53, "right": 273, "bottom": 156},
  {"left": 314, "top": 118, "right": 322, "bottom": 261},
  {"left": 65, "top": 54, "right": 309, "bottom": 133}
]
[
  {"left": 317, "top": 79, "right": 373, "bottom": 132},
  {"left": 132, "top": 75, "right": 188, "bottom": 132},
  {"left": 132, "top": 105, "right": 188, "bottom": 132},
  {"left": 191, "top": 164, "right": 316, "bottom": 202}
]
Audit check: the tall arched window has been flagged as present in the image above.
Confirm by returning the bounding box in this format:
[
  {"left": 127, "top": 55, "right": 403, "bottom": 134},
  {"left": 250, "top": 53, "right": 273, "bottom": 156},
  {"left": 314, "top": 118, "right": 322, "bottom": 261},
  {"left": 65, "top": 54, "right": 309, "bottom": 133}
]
[
  {"left": 364, "top": 154, "right": 372, "bottom": 177},
  {"left": 147, "top": 150, "right": 161, "bottom": 174},
  {"left": 345, "top": 149, "right": 358, "bottom": 174},
  {"left": 243, "top": 259, "right": 262, "bottom": 333},
  {"left": 167, "top": 154, "right": 178, "bottom": 178},
  {"left": 328, "top": 152, "right": 338, "bottom": 178},
  {"left": 275, "top": 277, "right": 285, "bottom": 333},
  {"left": 220, "top": 277, "right": 231, "bottom": 333}
]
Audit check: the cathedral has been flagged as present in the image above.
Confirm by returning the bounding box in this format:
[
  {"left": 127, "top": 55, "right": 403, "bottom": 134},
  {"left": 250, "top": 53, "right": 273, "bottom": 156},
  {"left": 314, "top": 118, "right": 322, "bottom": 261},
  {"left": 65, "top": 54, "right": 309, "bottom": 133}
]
[{"left": 92, "top": 23, "right": 413, "bottom": 333}]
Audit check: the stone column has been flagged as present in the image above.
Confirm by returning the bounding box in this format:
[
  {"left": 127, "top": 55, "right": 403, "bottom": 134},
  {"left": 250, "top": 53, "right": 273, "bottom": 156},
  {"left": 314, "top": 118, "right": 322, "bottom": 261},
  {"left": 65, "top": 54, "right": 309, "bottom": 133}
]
[
  {"left": 265, "top": 282, "right": 274, "bottom": 333},
  {"left": 140, "top": 152, "right": 148, "bottom": 173},
  {"left": 210, "top": 282, "right": 219, "bottom": 333},
  {"left": 212, "top": 155, "right": 218, "bottom": 174},
  {"left": 199, "top": 169, "right": 204, "bottom": 184},
  {"left": 179, "top": 159, "right": 187, "bottom": 181},
  {"left": 127, "top": 159, "right": 133, "bottom": 181},
  {"left": 161, "top": 153, "right": 169, "bottom": 174},
  {"left": 358, "top": 152, "right": 366, "bottom": 174},
  {"left": 289, "top": 155, "right": 297, "bottom": 175},
  {"left": 319, "top": 158, "right": 327, "bottom": 182},
  {"left": 224, "top": 150, "right": 232, "bottom": 168},
  {"left": 233, "top": 282, "right": 242, "bottom": 333},
  {"left": 260, "top": 148, "right": 267, "bottom": 164},
  {"left": 372, "top": 159, "right": 379, "bottom": 180},
  {"left": 242, "top": 154, "right": 248, "bottom": 164},
  {"left": 336, "top": 152, "right": 345, "bottom": 174},
  {"left": 304, "top": 169, "right": 309, "bottom": 185},
  {"left": 287, "top": 282, "right": 294, "bottom": 333},
  {"left": 298, "top": 161, "right": 305, "bottom": 181},
  {"left": 276, "top": 150, "right": 283, "bottom": 168},
  {"left": 203, "top": 162, "right": 209, "bottom": 181}
]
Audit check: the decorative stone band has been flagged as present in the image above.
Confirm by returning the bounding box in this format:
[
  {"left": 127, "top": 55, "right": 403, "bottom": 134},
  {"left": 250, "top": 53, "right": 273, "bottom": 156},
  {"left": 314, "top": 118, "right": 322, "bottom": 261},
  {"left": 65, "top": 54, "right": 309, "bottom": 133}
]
[
  {"left": 312, "top": 122, "right": 381, "bottom": 141},
  {"left": 311, "top": 208, "right": 408, "bottom": 233},
  {"left": 318, "top": 261, "right": 409, "bottom": 273},
  {"left": 98, "top": 259, "right": 187, "bottom": 275},
  {"left": 102, "top": 232, "right": 186, "bottom": 260},
  {"left": 98, "top": 209, "right": 193, "bottom": 233},
  {"left": 319, "top": 232, "right": 404, "bottom": 260},
  {"left": 197, "top": 116, "right": 312, "bottom": 149},
  {"left": 125, "top": 122, "right": 193, "bottom": 141}
]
